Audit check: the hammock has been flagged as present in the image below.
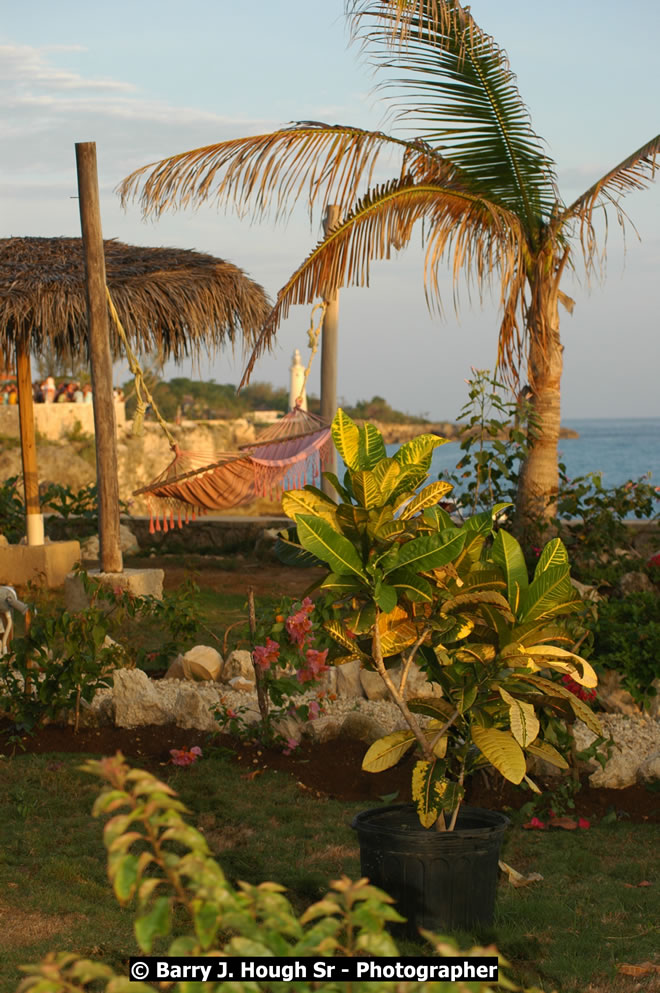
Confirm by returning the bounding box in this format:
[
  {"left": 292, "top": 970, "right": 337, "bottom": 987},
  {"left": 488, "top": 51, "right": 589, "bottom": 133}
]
[{"left": 133, "top": 406, "right": 333, "bottom": 533}]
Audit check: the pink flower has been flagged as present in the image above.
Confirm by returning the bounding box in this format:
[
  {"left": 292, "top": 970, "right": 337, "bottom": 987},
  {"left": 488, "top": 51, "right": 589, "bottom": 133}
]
[
  {"left": 253, "top": 637, "right": 280, "bottom": 671},
  {"left": 169, "top": 747, "right": 202, "bottom": 767},
  {"left": 282, "top": 737, "right": 299, "bottom": 755},
  {"left": 304, "top": 647, "right": 329, "bottom": 676},
  {"left": 523, "top": 816, "right": 547, "bottom": 830},
  {"left": 308, "top": 700, "right": 321, "bottom": 720},
  {"left": 286, "top": 597, "right": 315, "bottom": 650},
  {"left": 578, "top": 817, "right": 590, "bottom": 830}
]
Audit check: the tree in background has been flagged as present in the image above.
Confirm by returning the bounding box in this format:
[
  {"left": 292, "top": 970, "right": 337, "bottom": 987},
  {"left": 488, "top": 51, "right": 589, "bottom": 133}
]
[{"left": 120, "top": 0, "right": 659, "bottom": 543}]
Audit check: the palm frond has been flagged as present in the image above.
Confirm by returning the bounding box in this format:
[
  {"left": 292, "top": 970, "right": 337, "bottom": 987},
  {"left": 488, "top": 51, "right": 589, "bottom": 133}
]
[
  {"left": 238, "top": 176, "right": 527, "bottom": 387},
  {"left": 119, "top": 124, "right": 466, "bottom": 223},
  {"left": 348, "top": 0, "right": 558, "bottom": 236},
  {"left": 559, "top": 133, "right": 660, "bottom": 273}
]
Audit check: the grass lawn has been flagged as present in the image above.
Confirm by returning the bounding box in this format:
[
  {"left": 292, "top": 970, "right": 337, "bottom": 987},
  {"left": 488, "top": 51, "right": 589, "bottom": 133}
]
[{"left": 0, "top": 743, "right": 658, "bottom": 993}]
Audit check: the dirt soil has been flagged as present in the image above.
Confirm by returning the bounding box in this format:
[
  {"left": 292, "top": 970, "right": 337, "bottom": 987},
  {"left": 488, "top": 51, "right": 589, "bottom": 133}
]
[
  {"left": 129, "top": 555, "right": 327, "bottom": 598},
  {"left": 1, "top": 720, "right": 657, "bottom": 825}
]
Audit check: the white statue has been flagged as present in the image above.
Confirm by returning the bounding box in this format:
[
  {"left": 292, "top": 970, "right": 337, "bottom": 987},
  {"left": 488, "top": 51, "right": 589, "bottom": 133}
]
[{"left": 0, "top": 586, "right": 29, "bottom": 656}]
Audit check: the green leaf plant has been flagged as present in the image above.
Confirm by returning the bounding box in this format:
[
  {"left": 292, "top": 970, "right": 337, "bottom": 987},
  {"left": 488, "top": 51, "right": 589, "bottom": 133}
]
[
  {"left": 16, "top": 755, "right": 527, "bottom": 993},
  {"left": 283, "top": 411, "right": 600, "bottom": 832}
]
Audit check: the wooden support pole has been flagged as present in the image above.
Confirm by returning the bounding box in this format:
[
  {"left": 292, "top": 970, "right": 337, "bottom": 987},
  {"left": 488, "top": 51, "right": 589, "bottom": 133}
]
[
  {"left": 15, "top": 340, "right": 44, "bottom": 545},
  {"left": 75, "top": 141, "right": 123, "bottom": 573},
  {"left": 320, "top": 204, "right": 341, "bottom": 494}
]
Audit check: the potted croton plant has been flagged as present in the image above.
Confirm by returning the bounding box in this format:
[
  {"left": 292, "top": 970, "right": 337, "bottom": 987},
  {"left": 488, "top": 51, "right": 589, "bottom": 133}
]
[{"left": 281, "top": 410, "right": 601, "bottom": 935}]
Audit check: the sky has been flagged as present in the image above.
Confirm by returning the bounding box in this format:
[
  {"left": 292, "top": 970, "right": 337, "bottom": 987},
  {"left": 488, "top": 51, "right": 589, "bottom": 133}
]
[{"left": 3, "top": 0, "right": 659, "bottom": 422}]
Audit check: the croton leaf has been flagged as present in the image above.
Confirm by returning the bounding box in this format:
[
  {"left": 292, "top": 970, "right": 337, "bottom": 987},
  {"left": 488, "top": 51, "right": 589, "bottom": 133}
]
[
  {"left": 281, "top": 489, "right": 337, "bottom": 526},
  {"left": 411, "top": 758, "right": 442, "bottom": 828},
  {"left": 351, "top": 470, "right": 382, "bottom": 510},
  {"left": 331, "top": 408, "right": 360, "bottom": 469},
  {"left": 362, "top": 730, "right": 416, "bottom": 773},
  {"left": 358, "top": 422, "right": 387, "bottom": 470},
  {"left": 471, "top": 725, "right": 526, "bottom": 783},
  {"left": 295, "top": 514, "right": 367, "bottom": 579},
  {"left": 525, "top": 740, "right": 569, "bottom": 769},
  {"left": 397, "top": 481, "right": 454, "bottom": 521},
  {"left": 518, "top": 565, "right": 574, "bottom": 622},
  {"left": 534, "top": 537, "right": 569, "bottom": 577},
  {"left": 525, "top": 646, "right": 598, "bottom": 687},
  {"left": 514, "top": 673, "right": 602, "bottom": 735},
  {"left": 385, "top": 529, "right": 465, "bottom": 575},
  {"left": 499, "top": 687, "right": 540, "bottom": 747},
  {"left": 387, "top": 567, "right": 433, "bottom": 602}
]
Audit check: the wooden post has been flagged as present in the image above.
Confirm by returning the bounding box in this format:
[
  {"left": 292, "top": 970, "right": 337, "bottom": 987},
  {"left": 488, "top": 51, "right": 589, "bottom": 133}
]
[
  {"left": 320, "top": 205, "right": 341, "bottom": 494},
  {"left": 15, "top": 340, "right": 44, "bottom": 545},
  {"left": 75, "top": 141, "right": 123, "bottom": 573}
]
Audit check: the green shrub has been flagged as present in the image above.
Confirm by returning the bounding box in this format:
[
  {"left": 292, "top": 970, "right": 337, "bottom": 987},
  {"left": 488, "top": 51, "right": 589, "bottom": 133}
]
[
  {"left": 15, "top": 755, "right": 523, "bottom": 993},
  {"left": 591, "top": 591, "right": 660, "bottom": 706}
]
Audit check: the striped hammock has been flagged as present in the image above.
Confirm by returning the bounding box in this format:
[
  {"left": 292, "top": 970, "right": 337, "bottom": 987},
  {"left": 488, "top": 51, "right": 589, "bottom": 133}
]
[{"left": 133, "top": 407, "right": 333, "bottom": 533}]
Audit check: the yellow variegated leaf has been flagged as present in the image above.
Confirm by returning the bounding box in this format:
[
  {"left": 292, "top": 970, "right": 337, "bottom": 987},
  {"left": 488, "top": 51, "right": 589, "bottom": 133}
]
[
  {"left": 499, "top": 687, "right": 540, "bottom": 747},
  {"left": 331, "top": 409, "right": 360, "bottom": 469},
  {"left": 378, "top": 621, "right": 419, "bottom": 657},
  {"left": 471, "top": 726, "right": 526, "bottom": 784},
  {"left": 441, "top": 590, "right": 515, "bottom": 622},
  {"left": 351, "top": 470, "right": 382, "bottom": 510},
  {"left": 526, "top": 741, "right": 569, "bottom": 769},
  {"left": 515, "top": 674, "right": 602, "bottom": 735},
  {"left": 424, "top": 721, "right": 448, "bottom": 758},
  {"left": 362, "top": 731, "right": 416, "bottom": 773},
  {"left": 336, "top": 504, "right": 369, "bottom": 534},
  {"left": 281, "top": 489, "right": 337, "bottom": 526},
  {"left": 371, "top": 458, "right": 402, "bottom": 500},
  {"left": 411, "top": 759, "right": 442, "bottom": 828},
  {"left": 523, "top": 774, "right": 542, "bottom": 794},
  {"left": 397, "top": 481, "right": 454, "bottom": 521},
  {"left": 525, "top": 646, "right": 598, "bottom": 688},
  {"left": 324, "top": 619, "right": 366, "bottom": 656}
]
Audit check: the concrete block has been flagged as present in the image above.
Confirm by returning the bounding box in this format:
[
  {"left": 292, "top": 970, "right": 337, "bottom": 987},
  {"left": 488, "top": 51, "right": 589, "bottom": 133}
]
[
  {"left": 0, "top": 541, "right": 81, "bottom": 590},
  {"left": 64, "top": 567, "right": 164, "bottom": 611}
]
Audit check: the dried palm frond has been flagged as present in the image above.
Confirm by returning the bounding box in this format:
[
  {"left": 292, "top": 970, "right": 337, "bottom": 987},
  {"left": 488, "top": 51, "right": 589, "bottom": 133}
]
[
  {"left": 559, "top": 133, "right": 660, "bottom": 275},
  {"left": 0, "top": 236, "right": 270, "bottom": 362},
  {"left": 239, "top": 176, "right": 527, "bottom": 387},
  {"left": 118, "top": 123, "right": 469, "bottom": 225}
]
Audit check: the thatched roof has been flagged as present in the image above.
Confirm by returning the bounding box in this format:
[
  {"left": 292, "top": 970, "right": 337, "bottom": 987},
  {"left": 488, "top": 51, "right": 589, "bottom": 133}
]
[{"left": 0, "top": 236, "right": 271, "bottom": 363}]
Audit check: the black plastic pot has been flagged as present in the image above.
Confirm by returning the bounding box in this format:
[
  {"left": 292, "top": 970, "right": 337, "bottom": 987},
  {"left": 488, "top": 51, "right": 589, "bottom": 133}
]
[{"left": 351, "top": 803, "right": 509, "bottom": 938}]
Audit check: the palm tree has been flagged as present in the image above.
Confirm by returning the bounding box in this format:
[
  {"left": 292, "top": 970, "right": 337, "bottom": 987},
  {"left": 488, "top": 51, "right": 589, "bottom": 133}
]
[{"left": 119, "top": 0, "right": 659, "bottom": 541}]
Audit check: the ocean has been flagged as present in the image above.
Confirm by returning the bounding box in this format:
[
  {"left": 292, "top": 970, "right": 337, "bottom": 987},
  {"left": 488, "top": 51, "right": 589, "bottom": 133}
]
[{"left": 419, "top": 417, "right": 660, "bottom": 491}]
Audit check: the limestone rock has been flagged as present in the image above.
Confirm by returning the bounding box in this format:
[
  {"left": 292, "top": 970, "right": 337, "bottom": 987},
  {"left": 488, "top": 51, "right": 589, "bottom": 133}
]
[
  {"left": 598, "top": 671, "right": 641, "bottom": 716},
  {"left": 181, "top": 645, "right": 223, "bottom": 682},
  {"left": 648, "top": 679, "right": 660, "bottom": 719},
  {"left": 360, "top": 668, "right": 389, "bottom": 701},
  {"left": 164, "top": 657, "right": 185, "bottom": 680},
  {"left": 588, "top": 749, "right": 638, "bottom": 789},
  {"left": 228, "top": 676, "right": 254, "bottom": 693},
  {"left": 340, "top": 711, "right": 386, "bottom": 745},
  {"left": 81, "top": 524, "right": 140, "bottom": 560},
  {"left": 302, "top": 716, "right": 342, "bottom": 744},
  {"left": 637, "top": 749, "right": 660, "bottom": 783},
  {"left": 336, "top": 659, "right": 363, "bottom": 698},
  {"left": 113, "top": 669, "right": 172, "bottom": 728},
  {"left": 222, "top": 650, "right": 254, "bottom": 683},
  {"left": 173, "top": 683, "right": 221, "bottom": 732},
  {"left": 618, "top": 571, "right": 655, "bottom": 595}
]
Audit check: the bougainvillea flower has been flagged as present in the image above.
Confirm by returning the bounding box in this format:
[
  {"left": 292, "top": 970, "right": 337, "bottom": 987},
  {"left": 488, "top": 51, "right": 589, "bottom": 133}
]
[
  {"left": 561, "top": 673, "right": 597, "bottom": 702},
  {"left": 253, "top": 637, "right": 280, "bottom": 671},
  {"left": 286, "top": 597, "right": 315, "bottom": 649},
  {"left": 282, "top": 737, "right": 299, "bottom": 755},
  {"left": 304, "top": 647, "right": 329, "bottom": 676},
  {"left": 523, "top": 816, "right": 548, "bottom": 830},
  {"left": 578, "top": 817, "right": 591, "bottom": 829},
  {"left": 170, "top": 747, "right": 202, "bottom": 767}
]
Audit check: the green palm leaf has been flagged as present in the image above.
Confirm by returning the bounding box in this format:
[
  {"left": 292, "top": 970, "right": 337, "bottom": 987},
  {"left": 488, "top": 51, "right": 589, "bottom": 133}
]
[{"left": 350, "top": 0, "right": 557, "bottom": 232}]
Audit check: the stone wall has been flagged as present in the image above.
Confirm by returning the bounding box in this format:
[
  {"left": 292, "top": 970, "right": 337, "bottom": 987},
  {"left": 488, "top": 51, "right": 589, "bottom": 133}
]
[{"left": 0, "top": 401, "right": 125, "bottom": 441}]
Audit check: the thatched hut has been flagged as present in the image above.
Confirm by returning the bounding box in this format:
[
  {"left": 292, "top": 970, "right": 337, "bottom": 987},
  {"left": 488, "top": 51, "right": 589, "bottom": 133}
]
[
  {"left": 0, "top": 236, "right": 270, "bottom": 580},
  {"left": 0, "top": 236, "right": 270, "bottom": 365}
]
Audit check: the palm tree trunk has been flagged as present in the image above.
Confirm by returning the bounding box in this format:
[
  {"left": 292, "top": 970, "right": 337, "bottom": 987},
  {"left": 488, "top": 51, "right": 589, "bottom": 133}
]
[{"left": 515, "top": 276, "right": 563, "bottom": 547}]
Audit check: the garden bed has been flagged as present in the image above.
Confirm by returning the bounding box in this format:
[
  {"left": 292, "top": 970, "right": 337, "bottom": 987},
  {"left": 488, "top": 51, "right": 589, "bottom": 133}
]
[{"left": 1, "top": 719, "right": 657, "bottom": 825}]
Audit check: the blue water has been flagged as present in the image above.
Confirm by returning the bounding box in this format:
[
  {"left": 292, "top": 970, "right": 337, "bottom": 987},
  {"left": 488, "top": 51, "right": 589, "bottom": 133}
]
[
  {"left": 425, "top": 417, "right": 660, "bottom": 491},
  {"left": 333, "top": 419, "right": 659, "bottom": 499}
]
